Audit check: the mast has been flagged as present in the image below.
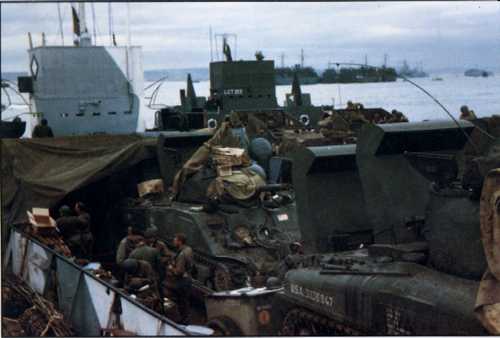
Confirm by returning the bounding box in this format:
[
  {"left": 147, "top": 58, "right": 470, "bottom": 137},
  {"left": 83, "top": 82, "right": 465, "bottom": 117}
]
[
  {"left": 126, "top": 2, "right": 131, "bottom": 46},
  {"left": 57, "top": 3, "right": 64, "bottom": 45},
  {"left": 91, "top": 3, "right": 97, "bottom": 45},
  {"left": 292, "top": 72, "right": 303, "bottom": 106},
  {"left": 209, "top": 26, "right": 214, "bottom": 62},
  {"left": 78, "top": 3, "right": 87, "bottom": 37},
  {"left": 108, "top": 3, "right": 113, "bottom": 46}
]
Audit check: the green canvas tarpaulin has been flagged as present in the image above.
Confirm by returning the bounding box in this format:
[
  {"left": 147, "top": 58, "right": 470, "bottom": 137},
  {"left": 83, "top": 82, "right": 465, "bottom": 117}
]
[{"left": 1, "top": 134, "right": 157, "bottom": 229}]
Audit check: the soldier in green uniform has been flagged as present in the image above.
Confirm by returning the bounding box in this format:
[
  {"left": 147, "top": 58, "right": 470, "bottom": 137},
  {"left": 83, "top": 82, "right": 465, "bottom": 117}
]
[
  {"left": 129, "top": 242, "right": 162, "bottom": 280},
  {"left": 460, "top": 105, "right": 477, "bottom": 121},
  {"left": 119, "top": 258, "right": 162, "bottom": 313},
  {"left": 116, "top": 227, "right": 145, "bottom": 264},
  {"left": 144, "top": 226, "right": 174, "bottom": 260},
  {"left": 167, "top": 233, "right": 193, "bottom": 324},
  {"left": 56, "top": 202, "right": 93, "bottom": 258},
  {"left": 32, "top": 118, "right": 54, "bottom": 138},
  {"left": 318, "top": 113, "right": 354, "bottom": 144}
]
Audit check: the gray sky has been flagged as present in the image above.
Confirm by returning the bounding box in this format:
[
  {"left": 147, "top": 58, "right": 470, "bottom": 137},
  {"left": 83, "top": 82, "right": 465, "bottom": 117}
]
[{"left": 1, "top": 2, "right": 499, "bottom": 72}]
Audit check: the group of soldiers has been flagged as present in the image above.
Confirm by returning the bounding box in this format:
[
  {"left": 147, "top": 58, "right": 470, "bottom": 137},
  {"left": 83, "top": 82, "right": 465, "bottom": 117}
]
[
  {"left": 55, "top": 203, "right": 194, "bottom": 324},
  {"left": 318, "top": 101, "right": 411, "bottom": 144},
  {"left": 56, "top": 202, "right": 93, "bottom": 258},
  {"left": 116, "top": 226, "right": 194, "bottom": 324},
  {"left": 318, "top": 100, "right": 482, "bottom": 144}
]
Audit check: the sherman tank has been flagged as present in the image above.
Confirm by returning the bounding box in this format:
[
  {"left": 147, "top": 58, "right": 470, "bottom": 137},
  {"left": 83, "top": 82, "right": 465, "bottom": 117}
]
[
  {"left": 272, "top": 118, "right": 498, "bottom": 335},
  {"left": 118, "top": 117, "right": 304, "bottom": 292}
]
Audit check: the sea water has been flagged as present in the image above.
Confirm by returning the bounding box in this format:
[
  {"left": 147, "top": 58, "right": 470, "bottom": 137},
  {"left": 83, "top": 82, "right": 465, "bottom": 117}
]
[{"left": 142, "top": 73, "right": 500, "bottom": 128}]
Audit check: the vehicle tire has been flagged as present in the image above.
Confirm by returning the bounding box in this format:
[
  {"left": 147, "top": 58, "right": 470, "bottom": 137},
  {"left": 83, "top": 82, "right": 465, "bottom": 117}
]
[{"left": 206, "top": 316, "right": 242, "bottom": 336}]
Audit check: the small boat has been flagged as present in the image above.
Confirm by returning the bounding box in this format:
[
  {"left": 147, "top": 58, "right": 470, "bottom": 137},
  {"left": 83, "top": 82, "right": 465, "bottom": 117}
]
[{"left": 465, "top": 68, "right": 493, "bottom": 77}]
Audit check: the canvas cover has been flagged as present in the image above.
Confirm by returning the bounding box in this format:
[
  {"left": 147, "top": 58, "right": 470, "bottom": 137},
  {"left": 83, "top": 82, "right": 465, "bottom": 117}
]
[
  {"left": 172, "top": 121, "right": 241, "bottom": 197},
  {"left": 475, "top": 168, "right": 500, "bottom": 334},
  {"left": 1, "top": 135, "right": 156, "bottom": 229}
]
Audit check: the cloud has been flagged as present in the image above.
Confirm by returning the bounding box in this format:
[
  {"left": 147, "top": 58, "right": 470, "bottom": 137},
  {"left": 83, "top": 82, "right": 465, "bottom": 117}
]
[{"left": 2, "top": 2, "right": 499, "bottom": 72}]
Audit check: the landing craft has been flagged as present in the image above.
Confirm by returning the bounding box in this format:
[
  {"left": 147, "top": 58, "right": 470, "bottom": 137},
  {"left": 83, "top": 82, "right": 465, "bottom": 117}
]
[
  {"left": 202, "top": 117, "right": 499, "bottom": 335},
  {"left": 149, "top": 36, "right": 326, "bottom": 131},
  {"left": 16, "top": 3, "right": 147, "bottom": 137},
  {"left": 273, "top": 117, "right": 499, "bottom": 335}
]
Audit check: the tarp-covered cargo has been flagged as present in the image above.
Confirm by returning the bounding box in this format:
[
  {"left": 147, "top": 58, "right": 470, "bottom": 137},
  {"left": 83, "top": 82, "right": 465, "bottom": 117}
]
[{"left": 1, "top": 135, "right": 157, "bottom": 232}]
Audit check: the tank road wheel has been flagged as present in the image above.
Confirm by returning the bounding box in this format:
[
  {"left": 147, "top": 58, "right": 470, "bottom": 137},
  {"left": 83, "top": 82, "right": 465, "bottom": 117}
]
[
  {"left": 206, "top": 316, "right": 242, "bottom": 336},
  {"left": 213, "top": 265, "right": 233, "bottom": 291},
  {"left": 281, "top": 308, "right": 320, "bottom": 336}
]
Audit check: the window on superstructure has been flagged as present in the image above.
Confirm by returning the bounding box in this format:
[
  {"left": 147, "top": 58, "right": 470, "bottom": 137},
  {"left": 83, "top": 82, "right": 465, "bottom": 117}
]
[
  {"left": 92, "top": 112, "right": 101, "bottom": 116},
  {"left": 108, "top": 111, "right": 117, "bottom": 115},
  {"left": 76, "top": 112, "right": 85, "bottom": 117},
  {"left": 124, "top": 111, "right": 133, "bottom": 115}
]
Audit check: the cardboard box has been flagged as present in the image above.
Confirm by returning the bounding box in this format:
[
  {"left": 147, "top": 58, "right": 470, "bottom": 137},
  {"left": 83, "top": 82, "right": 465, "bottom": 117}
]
[
  {"left": 27, "top": 208, "right": 56, "bottom": 234},
  {"left": 216, "top": 165, "right": 233, "bottom": 177},
  {"left": 212, "top": 147, "right": 249, "bottom": 167},
  {"left": 32, "top": 207, "right": 51, "bottom": 225},
  {"left": 137, "top": 179, "right": 164, "bottom": 198}
]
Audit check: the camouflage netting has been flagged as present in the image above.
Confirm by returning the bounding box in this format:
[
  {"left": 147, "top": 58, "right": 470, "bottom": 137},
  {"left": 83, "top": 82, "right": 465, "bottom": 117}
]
[{"left": 1, "top": 134, "right": 156, "bottom": 236}]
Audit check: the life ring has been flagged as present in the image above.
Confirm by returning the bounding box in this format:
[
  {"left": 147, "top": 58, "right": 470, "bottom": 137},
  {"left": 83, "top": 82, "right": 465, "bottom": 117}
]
[
  {"left": 208, "top": 118, "right": 218, "bottom": 129},
  {"left": 299, "top": 114, "right": 310, "bottom": 126}
]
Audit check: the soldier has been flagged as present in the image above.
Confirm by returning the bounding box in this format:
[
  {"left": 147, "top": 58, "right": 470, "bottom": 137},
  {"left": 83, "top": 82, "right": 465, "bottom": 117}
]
[
  {"left": 74, "top": 202, "right": 93, "bottom": 256},
  {"left": 167, "top": 233, "right": 193, "bottom": 324},
  {"left": 32, "top": 118, "right": 54, "bottom": 138},
  {"left": 116, "top": 227, "right": 145, "bottom": 264},
  {"left": 347, "top": 109, "right": 369, "bottom": 132},
  {"left": 279, "top": 242, "right": 305, "bottom": 280},
  {"left": 129, "top": 240, "right": 162, "bottom": 281},
  {"left": 460, "top": 105, "right": 477, "bottom": 121},
  {"left": 119, "top": 258, "right": 162, "bottom": 313},
  {"left": 386, "top": 110, "right": 400, "bottom": 123},
  {"left": 144, "top": 226, "right": 174, "bottom": 260},
  {"left": 397, "top": 111, "right": 409, "bottom": 122},
  {"left": 318, "top": 112, "right": 354, "bottom": 144},
  {"left": 56, "top": 202, "right": 93, "bottom": 258}
]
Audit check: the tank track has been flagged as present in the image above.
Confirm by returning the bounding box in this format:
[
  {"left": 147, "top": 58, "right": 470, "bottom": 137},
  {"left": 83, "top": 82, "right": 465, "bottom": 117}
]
[
  {"left": 280, "top": 307, "right": 361, "bottom": 336},
  {"left": 191, "top": 251, "right": 249, "bottom": 291}
]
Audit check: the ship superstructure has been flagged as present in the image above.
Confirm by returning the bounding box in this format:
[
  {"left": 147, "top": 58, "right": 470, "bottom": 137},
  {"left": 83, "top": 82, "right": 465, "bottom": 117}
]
[{"left": 18, "top": 3, "right": 145, "bottom": 136}]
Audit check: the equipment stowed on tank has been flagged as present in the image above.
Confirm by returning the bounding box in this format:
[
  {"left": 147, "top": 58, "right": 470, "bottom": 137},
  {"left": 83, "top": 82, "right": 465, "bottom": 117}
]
[
  {"left": 118, "top": 122, "right": 303, "bottom": 292},
  {"left": 272, "top": 118, "right": 499, "bottom": 335}
]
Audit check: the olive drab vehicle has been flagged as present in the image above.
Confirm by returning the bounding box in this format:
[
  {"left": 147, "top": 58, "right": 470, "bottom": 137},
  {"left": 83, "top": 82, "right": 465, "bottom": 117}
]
[
  {"left": 151, "top": 37, "right": 325, "bottom": 131},
  {"left": 118, "top": 118, "right": 304, "bottom": 293},
  {"left": 272, "top": 118, "right": 500, "bottom": 335}
]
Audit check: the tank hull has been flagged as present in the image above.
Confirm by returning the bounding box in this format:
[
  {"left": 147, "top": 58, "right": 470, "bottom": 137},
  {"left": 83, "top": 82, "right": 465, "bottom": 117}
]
[
  {"left": 119, "top": 200, "right": 300, "bottom": 291},
  {"left": 277, "top": 260, "right": 486, "bottom": 335}
]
